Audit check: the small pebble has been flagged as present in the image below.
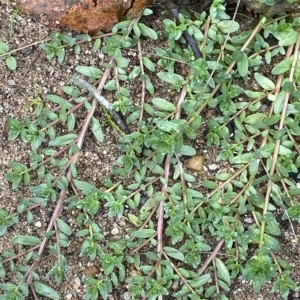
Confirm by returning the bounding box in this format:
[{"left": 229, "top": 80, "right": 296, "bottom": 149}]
[
  {"left": 123, "top": 292, "right": 130, "bottom": 300},
  {"left": 244, "top": 217, "right": 253, "bottom": 224},
  {"left": 74, "top": 277, "right": 81, "bottom": 287},
  {"left": 8, "top": 79, "right": 16, "bottom": 86},
  {"left": 111, "top": 227, "right": 119, "bottom": 235},
  {"left": 208, "top": 163, "right": 218, "bottom": 170},
  {"left": 22, "top": 46, "right": 33, "bottom": 56},
  {"left": 66, "top": 294, "right": 72, "bottom": 299},
  {"left": 34, "top": 221, "right": 42, "bottom": 228}
]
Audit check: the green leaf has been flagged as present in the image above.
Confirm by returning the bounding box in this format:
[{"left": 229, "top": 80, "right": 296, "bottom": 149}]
[
  {"left": 163, "top": 247, "right": 185, "bottom": 262},
  {"left": 56, "top": 47, "right": 65, "bottom": 64},
  {"left": 157, "top": 72, "right": 184, "bottom": 85},
  {"left": 138, "top": 23, "right": 158, "bottom": 39},
  {"left": 142, "top": 57, "right": 155, "bottom": 72},
  {"left": 152, "top": 98, "right": 176, "bottom": 112},
  {"left": 271, "top": 58, "right": 292, "bottom": 75},
  {"left": 264, "top": 234, "right": 280, "bottom": 251},
  {"left": 145, "top": 77, "right": 154, "bottom": 94},
  {"left": 33, "top": 281, "right": 59, "bottom": 300},
  {"left": 129, "top": 66, "right": 141, "bottom": 80},
  {"left": 67, "top": 113, "right": 75, "bottom": 131},
  {"left": 99, "top": 282, "right": 108, "bottom": 299},
  {"left": 6, "top": 56, "right": 17, "bottom": 70},
  {"left": 249, "top": 158, "right": 258, "bottom": 176},
  {"left": 10, "top": 235, "right": 41, "bottom": 246},
  {"left": 215, "top": 258, "right": 231, "bottom": 283},
  {"left": 143, "top": 8, "right": 153, "bottom": 15},
  {"left": 91, "top": 117, "right": 104, "bottom": 142},
  {"left": 0, "top": 263, "right": 6, "bottom": 279},
  {"left": 72, "top": 179, "right": 98, "bottom": 195},
  {"left": 231, "top": 153, "right": 253, "bottom": 164},
  {"left": 46, "top": 94, "right": 73, "bottom": 109},
  {"left": 216, "top": 20, "right": 239, "bottom": 33},
  {"left": 180, "top": 145, "right": 196, "bottom": 156},
  {"left": 0, "top": 41, "right": 9, "bottom": 53},
  {"left": 133, "top": 23, "right": 141, "bottom": 37},
  {"left": 128, "top": 213, "right": 142, "bottom": 227},
  {"left": 75, "top": 66, "right": 103, "bottom": 79},
  {"left": 244, "top": 113, "right": 267, "bottom": 124},
  {"left": 244, "top": 90, "right": 265, "bottom": 99},
  {"left": 254, "top": 73, "right": 275, "bottom": 91},
  {"left": 116, "top": 56, "right": 129, "bottom": 68},
  {"left": 56, "top": 218, "right": 72, "bottom": 236},
  {"left": 131, "top": 229, "right": 156, "bottom": 238},
  {"left": 237, "top": 52, "right": 248, "bottom": 77},
  {"left": 49, "top": 133, "right": 78, "bottom": 147},
  {"left": 201, "top": 180, "right": 218, "bottom": 189}
]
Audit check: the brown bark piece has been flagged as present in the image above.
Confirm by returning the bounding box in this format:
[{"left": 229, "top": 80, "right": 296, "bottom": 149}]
[{"left": 16, "top": 0, "right": 152, "bottom": 34}]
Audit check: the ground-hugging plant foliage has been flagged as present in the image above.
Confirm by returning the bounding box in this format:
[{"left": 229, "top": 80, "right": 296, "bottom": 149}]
[{"left": 1, "top": 1, "right": 300, "bottom": 299}]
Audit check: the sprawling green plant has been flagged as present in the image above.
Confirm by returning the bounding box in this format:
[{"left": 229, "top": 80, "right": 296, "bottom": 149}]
[{"left": 1, "top": 1, "right": 300, "bottom": 299}]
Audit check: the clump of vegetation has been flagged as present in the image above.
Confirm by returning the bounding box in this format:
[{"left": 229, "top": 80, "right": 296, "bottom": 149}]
[{"left": 1, "top": 1, "right": 300, "bottom": 299}]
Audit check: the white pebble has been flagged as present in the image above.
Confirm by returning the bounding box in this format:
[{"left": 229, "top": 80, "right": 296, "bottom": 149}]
[
  {"left": 111, "top": 227, "right": 119, "bottom": 235},
  {"left": 34, "top": 221, "right": 42, "bottom": 228},
  {"left": 66, "top": 294, "right": 72, "bottom": 299},
  {"left": 8, "top": 79, "right": 16, "bottom": 86},
  {"left": 244, "top": 217, "right": 253, "bottom": 224},
  {"left": 74, "top": 277, "right": 81, "bottom": 287},
  {"left": 208, "top": 164, "right": 218, "bottom": 170}
]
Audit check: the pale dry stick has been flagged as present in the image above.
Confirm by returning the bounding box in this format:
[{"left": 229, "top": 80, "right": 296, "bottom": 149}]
[
  {"left": 191, "top": 163, "right": 249, "bottom": 215},
  {"left": 156, "top": 155, "right": 171, "bottom": 264},
  {"left": 130, "top": 231, "right": 158, "bottom": 255},
  {"left": 200, "top": 16, "right": 210, "bottom": 61},
  {"left": 0, "top": 33, "right": 113, "bottom": 58},
  {"left": 230, "top": 177, "right": 255, "bottom": 205},
  {"left": 138, "top": 41, "right": 146, "bottom": 122},
  {"left": 212, "top": 257, "right": 220, "bottom": 294},
  {"left": 198, "top": 238, "right": 225, "bottom": 275},
  {"left": 0, "top": 38, "right": 50, "bottom": 58},
  {"left": 283, "top": 208, "right": 298, "bottom": 243},
  {"left": 219, "top": 93, "right": 269, "bottom": 131},
  {"left": 176, "top": 155, "right": 189, "bottom": 217},
  {"left": 175, "top": 70, "right": 190, "bottom": 119},
  {"left": 113, "top": 60, "right": 121, "bottom": 91},
  {"left": 259, "top": 40, "right": 298, "bottom": 247},
  {"left": 249, "top": 44, "right": 279, "bottom": 59},
  {"left": 154, "top": 73, "right": 192, "bottom": 294},
  {"left": 161, "top": 250, "right": 196, "bottom": 295},
  {"left": 139, "top": 202, "right": 160, "bottom": 230},
  {"left": 287, "top": 129, "right": 300, "bottom": 156},
  {"left": 270, "top": 250, "right": 283, "bottom": 273},
  {"left": 1, "top": 244, "right": 41, "bottom": 264},
  {"left": 123, "top": 176, "right": 161, "bottom": 203},
  {"left": 127, "top": 48, "right": 188, "bottom": 65}
]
